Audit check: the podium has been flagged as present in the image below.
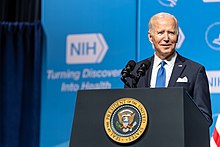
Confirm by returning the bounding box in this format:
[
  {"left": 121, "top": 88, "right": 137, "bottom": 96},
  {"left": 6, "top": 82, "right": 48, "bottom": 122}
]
[{"left": 69, "top": 88, "right": 210, "bottom": 147}]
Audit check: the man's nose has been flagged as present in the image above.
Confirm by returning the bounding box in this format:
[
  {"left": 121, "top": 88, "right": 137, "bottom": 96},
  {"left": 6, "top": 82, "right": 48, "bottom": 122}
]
[{"left": 163, "top": 33, "right": 169, "bottom": 42}]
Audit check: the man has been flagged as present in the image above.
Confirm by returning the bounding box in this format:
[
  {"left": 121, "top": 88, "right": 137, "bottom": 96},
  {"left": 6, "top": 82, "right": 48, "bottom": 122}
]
[{"left": 126, "top": 12, "right": 212, "bottom": 126}]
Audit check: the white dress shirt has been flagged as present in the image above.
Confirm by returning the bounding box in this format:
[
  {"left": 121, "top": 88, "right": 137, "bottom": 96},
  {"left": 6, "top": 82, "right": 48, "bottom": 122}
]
[{"left": 150, "top": 52, "right": 177, "bottom": 88}]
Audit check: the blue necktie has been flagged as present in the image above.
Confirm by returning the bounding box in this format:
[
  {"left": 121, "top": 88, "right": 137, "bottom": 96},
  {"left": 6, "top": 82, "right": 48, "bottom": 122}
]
[{"left": 156, "top": 61, "right": 166, "bottom": 87}]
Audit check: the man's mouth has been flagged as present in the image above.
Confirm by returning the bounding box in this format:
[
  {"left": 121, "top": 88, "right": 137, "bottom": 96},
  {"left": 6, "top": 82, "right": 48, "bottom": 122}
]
[{"left": 160, "top": 44, "right": 171, "bottom": 46}]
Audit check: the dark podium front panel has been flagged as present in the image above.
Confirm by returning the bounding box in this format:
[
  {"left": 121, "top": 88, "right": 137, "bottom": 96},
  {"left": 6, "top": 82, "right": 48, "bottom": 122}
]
[{"left": 69, "top": 88, "right": 210, "bottom": 147}]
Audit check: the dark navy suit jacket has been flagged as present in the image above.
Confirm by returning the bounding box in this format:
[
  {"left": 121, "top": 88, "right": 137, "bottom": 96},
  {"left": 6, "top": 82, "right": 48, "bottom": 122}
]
[{"left": 126, "top": 53, "right": 212, "bottom": 126}]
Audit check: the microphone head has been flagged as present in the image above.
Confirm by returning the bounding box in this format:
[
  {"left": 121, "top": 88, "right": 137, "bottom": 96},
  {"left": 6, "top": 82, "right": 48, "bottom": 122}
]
[
  {"left": 137, "top": 60, "right": 151, "bottom": 77},
  {"left": 126, "top": 60, "right": 136, "bottom": 71},
  {"left": 137, "top": 64, "right": 146, "bottom": 76},
  {"left": 121, "top": 60, "right": 136, "bottom": 77}
]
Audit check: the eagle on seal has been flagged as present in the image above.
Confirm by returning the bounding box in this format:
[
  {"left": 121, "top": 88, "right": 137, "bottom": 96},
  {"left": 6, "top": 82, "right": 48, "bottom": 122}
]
[{"left": 117, "top": 109, "right": 136, "bottom": 132}]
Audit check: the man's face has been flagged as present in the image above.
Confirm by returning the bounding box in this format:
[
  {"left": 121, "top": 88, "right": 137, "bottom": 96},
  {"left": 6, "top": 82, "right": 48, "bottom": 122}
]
[{"left": 148, "top": 16, "right": 178, "bottom": 60}]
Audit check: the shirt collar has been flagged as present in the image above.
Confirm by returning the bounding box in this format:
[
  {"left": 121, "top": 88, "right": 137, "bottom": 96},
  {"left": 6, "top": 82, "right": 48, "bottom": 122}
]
[{"left": 154, "top": 52, "right": 177, "bottom": 67}]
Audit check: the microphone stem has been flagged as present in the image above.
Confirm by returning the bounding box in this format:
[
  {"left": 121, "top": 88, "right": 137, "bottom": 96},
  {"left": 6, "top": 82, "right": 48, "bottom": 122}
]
[
  {"left": 121, "top": 77, "right": 131, "bottom": 88},
  {"left": 132, "top": 75, "right": 140, "bottom": 88}
]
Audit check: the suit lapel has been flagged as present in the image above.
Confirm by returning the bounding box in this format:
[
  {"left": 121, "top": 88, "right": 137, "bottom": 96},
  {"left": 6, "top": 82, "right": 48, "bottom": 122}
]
[
  {"left": 146, "top": 56, "right": 154, "bottom": 87},
  {"left": 168, "top": 54, "right": 186, "bottom": 87}
]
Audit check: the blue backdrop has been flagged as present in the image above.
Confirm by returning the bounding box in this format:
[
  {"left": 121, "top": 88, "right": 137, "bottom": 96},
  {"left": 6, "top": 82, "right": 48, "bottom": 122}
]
[{"left": 41, "top": 0, "right": 220, "bottom": 146}]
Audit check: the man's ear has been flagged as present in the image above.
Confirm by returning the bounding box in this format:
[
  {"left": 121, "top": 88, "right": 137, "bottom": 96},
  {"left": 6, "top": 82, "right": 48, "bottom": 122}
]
[
  {"left": 176, "top": 34, "right": 179, "bottom": 43},
  {"left": 148, "top": 32, "right": 153, "bottom": 44}
]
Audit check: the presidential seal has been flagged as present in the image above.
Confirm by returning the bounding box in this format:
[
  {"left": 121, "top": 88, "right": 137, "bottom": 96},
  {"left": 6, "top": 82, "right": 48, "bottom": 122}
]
[{"left": 104, "top": 98, "right": 148, "bottom": 144}]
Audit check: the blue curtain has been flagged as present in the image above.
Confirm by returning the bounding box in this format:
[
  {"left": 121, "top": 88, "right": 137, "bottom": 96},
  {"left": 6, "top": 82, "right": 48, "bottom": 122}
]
[{"left": 0, "top": 22, "right": 42, "bottom": 147}]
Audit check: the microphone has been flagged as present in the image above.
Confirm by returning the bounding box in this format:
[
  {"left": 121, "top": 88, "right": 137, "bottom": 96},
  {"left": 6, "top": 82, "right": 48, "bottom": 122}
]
[
  {"left": 121, "top": 60, "right": 136, "bottom": 78},
  {"left": 121, "top": 60, "right": 136, "bottom": 88},
  {"left": 132, "top": 60, "right": 151, "bottom": 88},
  {"left": 137, "top": 60, "right": 151, "bottom": 78}
]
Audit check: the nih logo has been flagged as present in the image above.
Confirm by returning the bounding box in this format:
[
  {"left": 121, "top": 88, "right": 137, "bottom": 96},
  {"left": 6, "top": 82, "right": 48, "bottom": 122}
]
[
  {"left": 66, "top": 33, "right": 108, "bottom": 64},
  {"left": 206, "top": 71, "right": 220, "bottom": 94}
]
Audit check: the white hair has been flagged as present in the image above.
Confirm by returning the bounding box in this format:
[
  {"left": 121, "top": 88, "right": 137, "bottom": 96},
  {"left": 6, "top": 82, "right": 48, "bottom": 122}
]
[{"left": 148, "top": 12, "right": 179, "bottom": 35}]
